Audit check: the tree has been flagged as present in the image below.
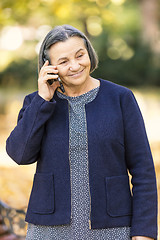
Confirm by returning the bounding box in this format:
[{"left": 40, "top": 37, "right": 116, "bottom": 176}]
[
  {"left": 0, "top": 0, "right": 160, "bottom": 87},
  {"left": 139, "top": 0, "right": 160, "bottom": 54}
]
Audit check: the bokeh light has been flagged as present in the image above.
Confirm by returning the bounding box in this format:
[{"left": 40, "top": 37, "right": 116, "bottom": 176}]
[
  {"left": 86, "top": 16, "right": 102, "bottom": 36},
  {"left": 111, "top": 0, "right": 126, "bottom": 5},
  {"left": 0, "top": 26, "right": 23, "bottom": 51},
  {"left": 107, "top": 38, "right": 134, "bottom": 60}
]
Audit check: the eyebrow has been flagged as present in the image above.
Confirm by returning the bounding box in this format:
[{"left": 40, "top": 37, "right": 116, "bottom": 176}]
[{"left": 57, "top": 48, "right": 85, "bottom": 62}]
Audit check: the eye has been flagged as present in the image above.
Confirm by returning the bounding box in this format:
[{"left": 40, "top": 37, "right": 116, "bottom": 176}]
[
  {"left": 59, "top": 60, "right": 67, "bottom": 65},
  {"left": 77, "top": 53, "right": 83, "bottom": 58}
]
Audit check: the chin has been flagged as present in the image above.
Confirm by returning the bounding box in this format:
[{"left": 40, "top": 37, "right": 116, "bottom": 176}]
[{"left": 64, "top": 76, "right": 88, "bottom": 87}]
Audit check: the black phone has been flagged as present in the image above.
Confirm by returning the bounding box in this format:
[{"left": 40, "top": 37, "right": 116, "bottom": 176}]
[{"left": 43, "top": 57, "right": 65, "bottom": 93}]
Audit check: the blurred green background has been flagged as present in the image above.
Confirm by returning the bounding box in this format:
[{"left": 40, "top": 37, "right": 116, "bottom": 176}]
[
  {"left": 0, "top": 0, "right": 160, "bottom": 89},
  {"left": 0, "top": 0, "right": 160, "bottom": 238}
]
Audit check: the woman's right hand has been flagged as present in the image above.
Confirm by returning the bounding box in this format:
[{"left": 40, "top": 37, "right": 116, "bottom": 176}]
[{"left": 38, "top": 60, "right": 61, "bottom": 101}]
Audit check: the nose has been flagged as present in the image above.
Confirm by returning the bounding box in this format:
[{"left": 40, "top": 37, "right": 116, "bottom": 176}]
[{"left": 69, "top": 60, "right": 80, "bottom": 71}]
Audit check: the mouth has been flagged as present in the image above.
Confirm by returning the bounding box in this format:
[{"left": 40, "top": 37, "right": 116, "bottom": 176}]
[{"left": 68, "top": 68, "right": 84, "bottom": 77}]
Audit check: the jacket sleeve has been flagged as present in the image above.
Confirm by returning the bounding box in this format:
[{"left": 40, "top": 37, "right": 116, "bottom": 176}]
[
  {"left": 6, "top": 92, "right": 56, "bottom": 165},
  {"left": 121, "top": 89, "right": 158, "bottom": 239}
]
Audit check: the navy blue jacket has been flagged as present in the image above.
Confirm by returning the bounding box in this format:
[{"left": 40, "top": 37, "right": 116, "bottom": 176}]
[{"left": 6, "top": 79, "right": 157, "bottom": 239}]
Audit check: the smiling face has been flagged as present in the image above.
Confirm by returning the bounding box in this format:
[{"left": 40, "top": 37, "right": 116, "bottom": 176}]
[{"left": 49, "top": 36, "right": 92, "bottom": 89}]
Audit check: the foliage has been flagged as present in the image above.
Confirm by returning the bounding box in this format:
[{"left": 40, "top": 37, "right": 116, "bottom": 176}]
[
  {"left": 0, "top": 58, "right": 38, "bottom": 89},
  {"left": 0, "top": 0, "right": 160, "bottom": 88},
  {"left": 93, "top": 38, "right": 160, "bottom": 86}
]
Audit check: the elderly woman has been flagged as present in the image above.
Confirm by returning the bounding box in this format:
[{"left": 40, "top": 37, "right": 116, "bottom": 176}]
[{"left": 6, "top": 25, "right": 157, "bottom": 240}]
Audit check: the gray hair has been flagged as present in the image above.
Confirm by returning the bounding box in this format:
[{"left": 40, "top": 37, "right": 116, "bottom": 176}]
[{"left": 38, "top": 24, "right": 98, "bottom": 73}]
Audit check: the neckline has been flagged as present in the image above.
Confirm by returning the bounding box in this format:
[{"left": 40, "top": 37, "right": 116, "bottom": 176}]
[
  {"left": 54, "top": 78, "right": 104, "bottom": 104},
  {"left": 57, "top": 85, "right": 100, "bottom": 100}
]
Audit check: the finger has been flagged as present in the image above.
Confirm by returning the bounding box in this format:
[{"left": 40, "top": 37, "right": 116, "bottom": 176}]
[
  {"left": 39, "top": 61, "right": 50, "bottom": 74},
  {"left": 46, "top": 74, "right": 59, "bottom": 80},
  {"left": 42, "top": 65, "right": 58, "bottom": 73},
  {"left": 45, "top": 68, "right": 59, "bottom": 74},
  {"left": 40, "top": 67, "right": 58, "bottom": 78},
  {"left": 43, "top": 60, "right": 49, "bottom": 66}
]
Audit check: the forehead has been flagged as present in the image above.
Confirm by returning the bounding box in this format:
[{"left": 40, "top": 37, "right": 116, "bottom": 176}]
[{"left": 49, "top": 36, "right": 87, "bottom": 59}]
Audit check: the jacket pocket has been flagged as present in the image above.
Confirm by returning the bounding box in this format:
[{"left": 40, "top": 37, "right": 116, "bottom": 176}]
[
  {"left": 29, "top": 173, "right": 54, "bottom": 214},
  {"left": 105, "top": 175, "right": 132, "bottom": 217}
]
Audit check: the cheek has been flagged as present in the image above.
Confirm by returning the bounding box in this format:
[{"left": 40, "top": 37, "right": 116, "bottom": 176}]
[
  {"left": 84, "top": 59, "right": 91, "bottom": 72},
  {"left": 57, "top": 66, "right": 68, "bottom": 77},
  {"left": 84, "top": 57, "right": 91, "bottom": 68}
]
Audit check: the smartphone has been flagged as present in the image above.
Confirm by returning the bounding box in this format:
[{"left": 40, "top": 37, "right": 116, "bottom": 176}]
[{"left": 43, "top": 57, "right": 65, "bottom": 93}]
